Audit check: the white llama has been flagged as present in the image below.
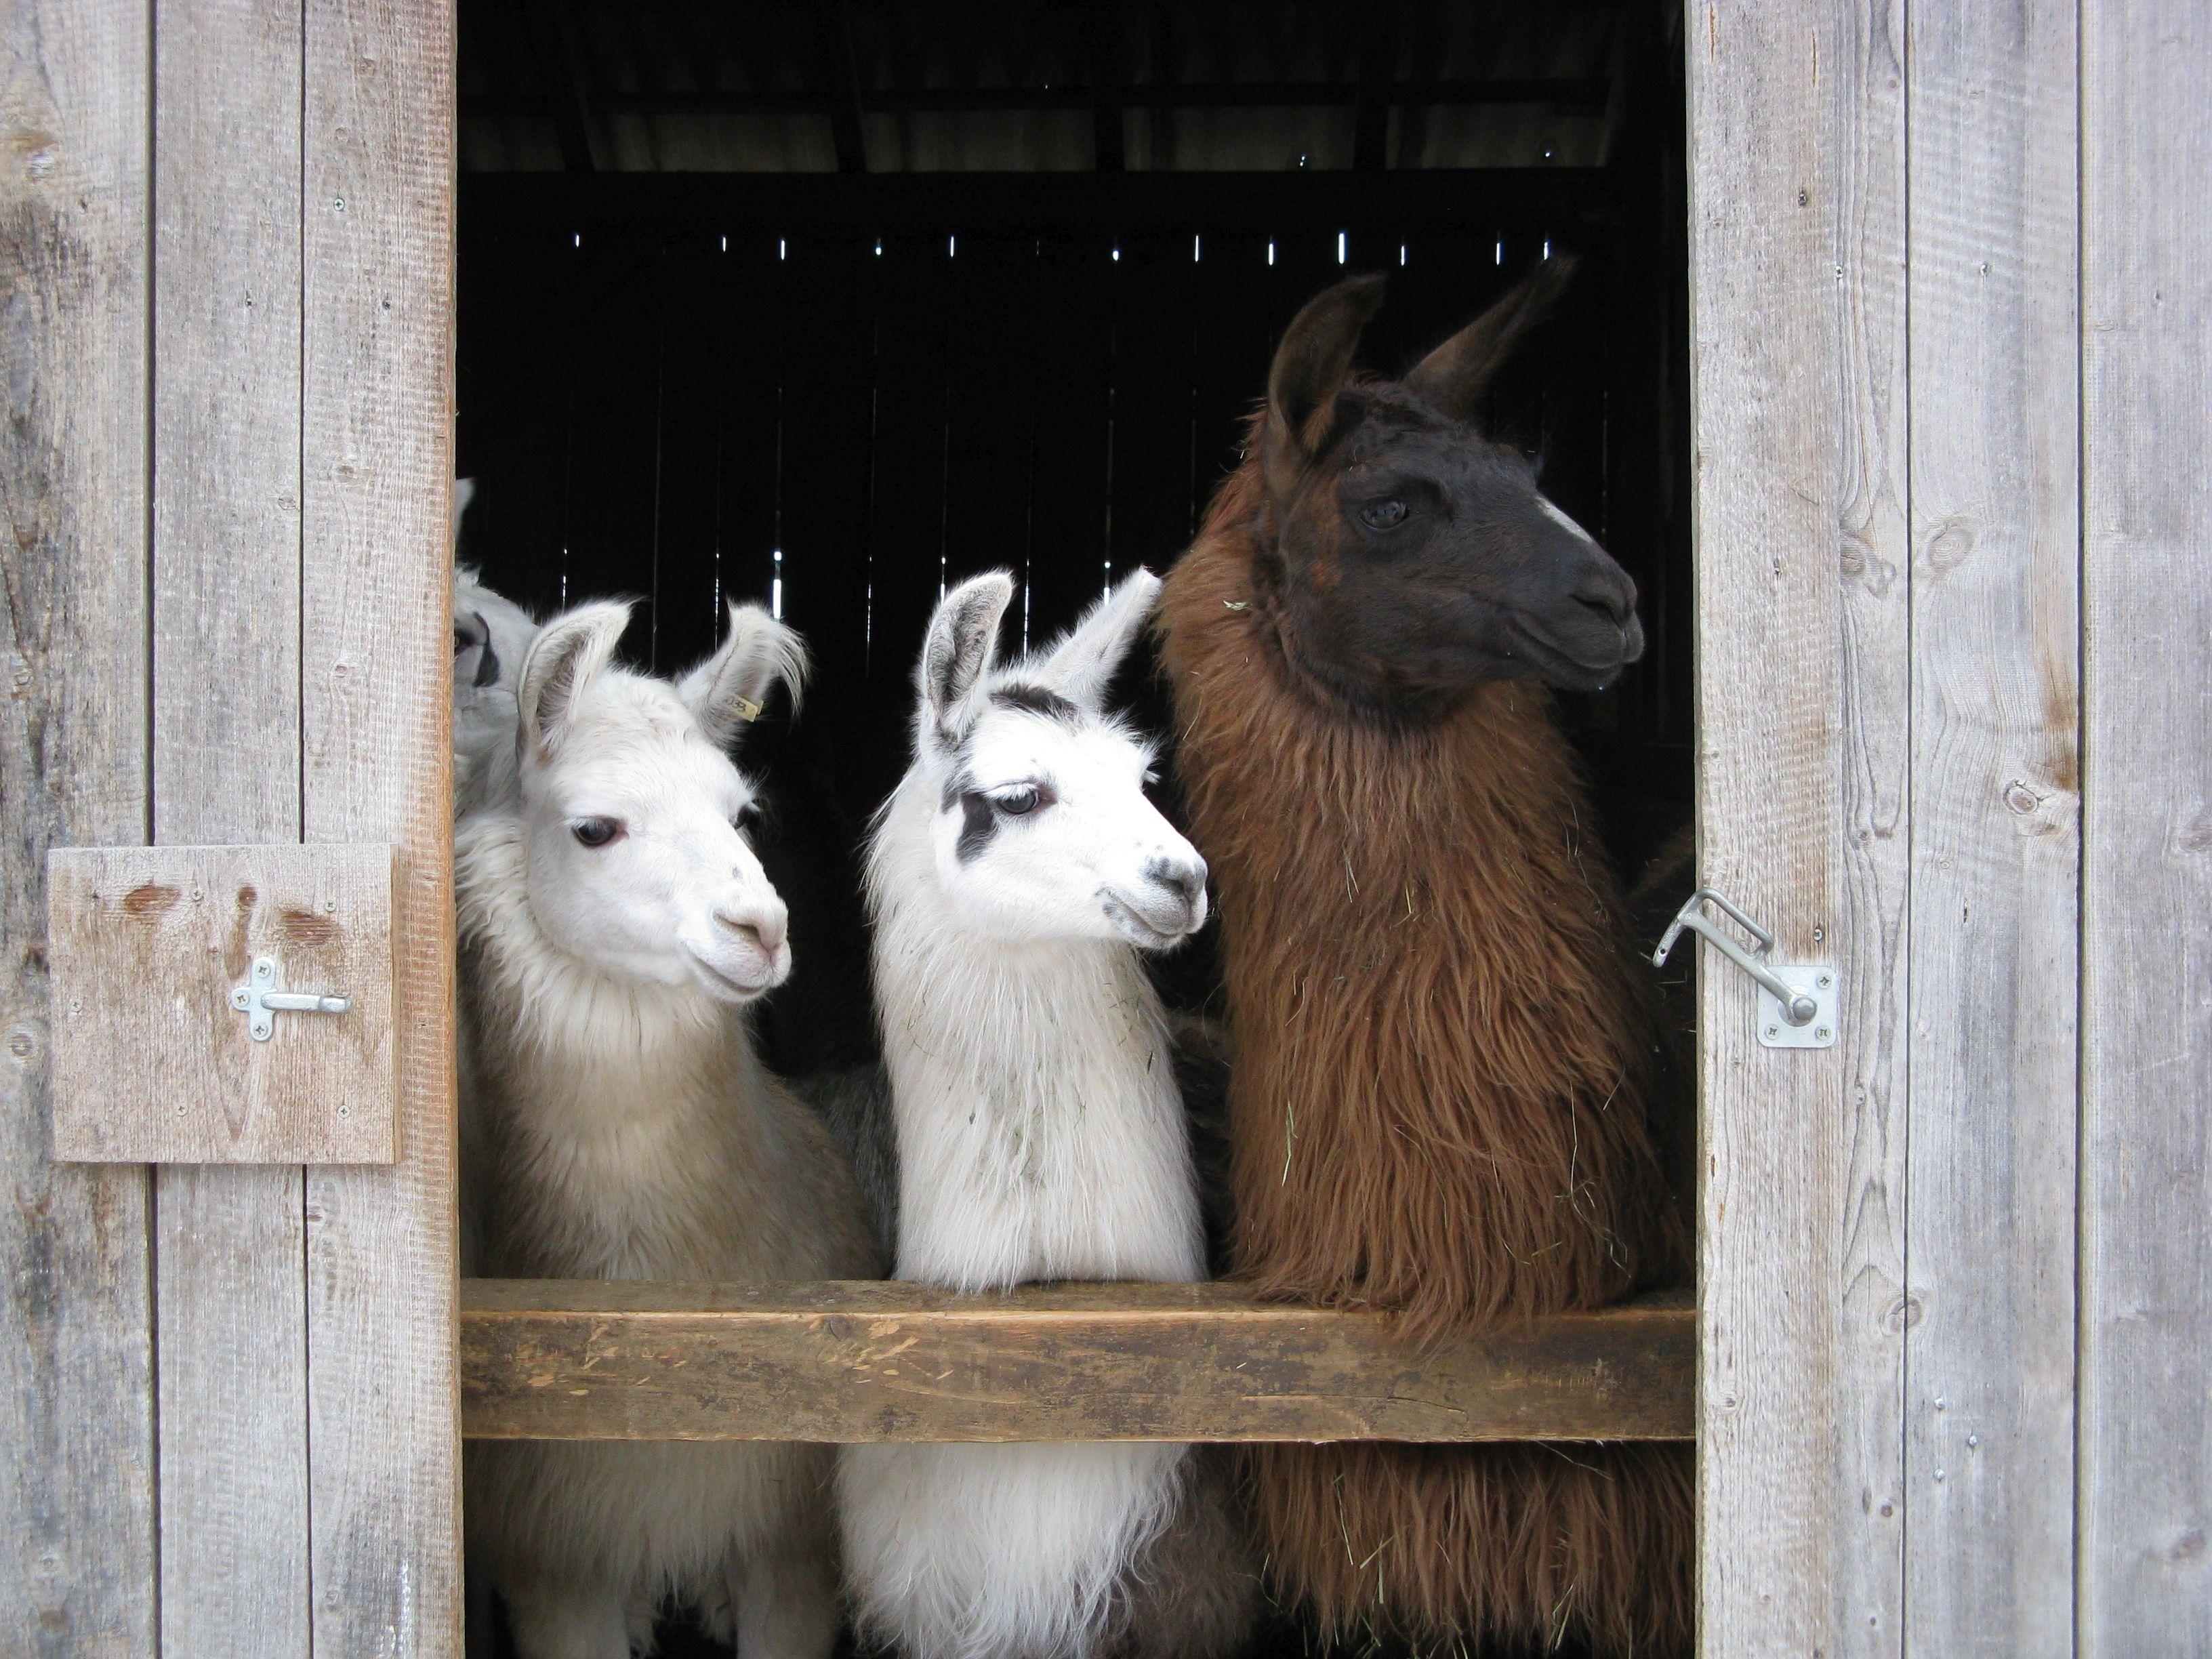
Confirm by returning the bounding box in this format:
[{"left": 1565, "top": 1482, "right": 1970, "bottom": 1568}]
[
  {"left": 458, "top": 596, "right": 878, "bottom": 1659},
  {"left": 451, "top": 558, "right": 539, "bottom": 818},
  {"left": 838, "top": 571, "right": 1255, "bottom": 1659}
]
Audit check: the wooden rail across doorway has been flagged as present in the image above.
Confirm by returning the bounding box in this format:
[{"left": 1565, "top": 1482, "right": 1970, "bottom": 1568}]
[{"left": 459, "top": 1280, "right": 1694, "bottom": 1443}]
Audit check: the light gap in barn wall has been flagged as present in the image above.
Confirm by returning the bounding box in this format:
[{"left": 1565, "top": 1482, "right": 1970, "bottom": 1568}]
[
  {"left": 649, "top": 256, "right": 668, "bottom": 670},
  {"left": 771, "top": 268, "right": 785, "bottom": 621},
  {"left": 559, "top": 328, "right": 577, "bottom": 611},
  {"left": 1186, "top": 306, "right": 1200, "bottom": 541},
  {"left": 1101, "top": 312, "right": 1118, "bottom": 599},
  {"left": 865, "top": 307, "right": 883, "bottom": 666},
  {"left": 935, "top": 308, "right": 951, "bottom": 602},
  {"left": 711, "top": 251, "right": 726, "bottom": 619},
  {"left": 1021, "top": 241, "right": 1042, "bottom": 652}
]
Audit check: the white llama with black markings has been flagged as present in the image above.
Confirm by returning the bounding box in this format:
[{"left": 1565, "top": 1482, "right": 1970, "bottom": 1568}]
[
  {"left": 838, "top": 571, "right": 1256, "bottom": 1659},
  {"left": 458, "top": 597, "right": 878, "bottom": 1659}
]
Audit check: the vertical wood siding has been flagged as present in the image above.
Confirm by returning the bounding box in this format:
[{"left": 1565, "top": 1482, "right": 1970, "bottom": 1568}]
[
  {"left": 2078, "top": 1, "right": 2212, "bottom": 1652},
  {"left": 1692, "top": 0, "right": 2212, "bottom": 1652},
  {"left": 148, "top": 0, "right": 312, "bottom": 1649},
  {"left": 0, "top": 1, "right": 159, "bottom": 1651},
  {"left": 1903, "top": 2, "right": 2081, "bottom": 1653},
  {"left": 300, "top": 0, "right": 463, "bottom": 1650},
  {"left": 1688, "top": 1, "right": 1911, "bottom": 1652}
]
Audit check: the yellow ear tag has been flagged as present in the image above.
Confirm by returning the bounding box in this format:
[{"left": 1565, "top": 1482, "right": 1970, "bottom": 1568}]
[{"left": 729, "top": 695, "right": 765, "bottom": 724}]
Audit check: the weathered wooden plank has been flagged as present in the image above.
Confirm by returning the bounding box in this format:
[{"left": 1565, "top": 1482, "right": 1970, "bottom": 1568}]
[
  {"left": 47, "top": 844, "right": 396, "bottom": 1164},
  {"left": 299, "top": 0, "right": 464, "bottom": 1653},
  {"left": 1903, "top": 4, "right": 2081, "bottom": 1653},
  {"left": 2078, "top": 2, "right": 2212, "bottom": 1651},
  {"left": 1687, "top": 3, "right": 1910, "bottom": 1654},
  {"left": 148, "top": 0, "right": 312, "bottom": 1652},
  {"left": 459, "top": 1282, "right": 1696, "bottom": 1443},
  {"left": 0, "top": 0, "right": 158, "bottom": 1647}
]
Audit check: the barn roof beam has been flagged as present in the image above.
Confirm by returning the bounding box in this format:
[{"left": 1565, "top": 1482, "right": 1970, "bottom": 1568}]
[
  {"left": 462, "top": 77, "right": 1610, "bottom": 122},
  {"left": 816, "top": 0, "right": 869, "bottom": 173},
  {"left": 515, "top": 0, "right": 598, "bottom": 172},
  {"left": 1090, "top": 0, "right": 1126, "bottom": 172},
  {"left": 1353, "top": 0, "right": 1400, "bottom": 171}
]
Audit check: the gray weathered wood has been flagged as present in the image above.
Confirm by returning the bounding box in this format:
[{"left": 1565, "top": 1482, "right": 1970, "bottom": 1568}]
[
  {"left": 1903, "top": 4, "right": 2081, "bottom": 1653},
  {"left": 0, "top": 0, "right": 159, "bottom": 1648},
  {"left": 461, "top": 1282, "right": 1697, "bottom": 1443},
  {"left": 47, "top": 844, "right": 397, "bottom": 1164},
  {"left": 1687, "top": 3, "right": 1910, "bottom": 1654},
  {"left": 149, "top": 0, "right": 312, "bottom": 1650},
  {"left": 299, "top": 0, "right": 465, "bottom": 1651},
  {"left": 2078, "top": 2, "right": 2212, "bottom": 1651}
]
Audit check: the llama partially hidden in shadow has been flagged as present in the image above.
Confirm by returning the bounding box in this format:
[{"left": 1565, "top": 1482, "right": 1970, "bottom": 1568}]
[
  {"left": 451, "top": 564, "right": 538, "bottom": 818},
  {"left": 458, "top": 598, "right": 877, "bottom": 1659},
  {"left": 1156, "top": 266, "right": 1693, "bottom": 1656},
  {"left": 838, "top": 571, "right": 1257, "bottom": 1659}
]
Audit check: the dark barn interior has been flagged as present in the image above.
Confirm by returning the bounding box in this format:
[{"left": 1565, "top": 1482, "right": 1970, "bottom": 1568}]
[
  {"left": 456, "top": 9, "right": 1687, "bottom": 1642},
  {"left": 455, "top": 0, "right": 1693, "bottom": 1097}
]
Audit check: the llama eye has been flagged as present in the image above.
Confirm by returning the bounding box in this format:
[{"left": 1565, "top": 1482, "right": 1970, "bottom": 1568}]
[
  {"left": 571, "top": 817, "right": 623, "bottom": 848},
  {"left": 991, "top": 785, "right": 1046, "bottom": 817},
  {"left": 1357, "top": 497, "right": 1409, "bottom": 531}
]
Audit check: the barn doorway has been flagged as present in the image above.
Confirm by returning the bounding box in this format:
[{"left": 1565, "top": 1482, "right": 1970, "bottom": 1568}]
[
  {"left": 454, "top": 4, "right": 1692, "bottom": 1651},
  {"left": 455, "top": 0, "right": 1693, "bottom": 1079}
]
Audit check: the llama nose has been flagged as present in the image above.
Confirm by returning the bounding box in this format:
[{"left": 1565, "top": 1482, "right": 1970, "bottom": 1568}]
[
  {"left": 1146, "top": 857, "right": 1206, "bottom": 908},
  {"left": 715, "top": 905, "right": 787, "bottom": 956},
  {"left": 1568, "top": 557, "right": 1637, "bottom": 628}
]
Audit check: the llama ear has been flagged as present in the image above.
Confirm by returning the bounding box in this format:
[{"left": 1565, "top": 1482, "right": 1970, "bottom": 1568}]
[
  {"left": 920, "top": 571, "right": 1014, "bottom": 738},
  {"left": 1262, "top": 274, "right": 1387, "bottom": 500},
  {"left": 517, "top": 600, "right": 631, "bottom": 758},
  {"left": 1036, "top": 569, "right": 1160, "bottom": 709},
  {"left": 452, "top": 476, "right": 477, "bottom": 546},
  {"left": 1404, "top": 255, "right": 1577, "bottom": 419},
  {"left": 680, "top": 601, "right": 809, "bottom": 749}
]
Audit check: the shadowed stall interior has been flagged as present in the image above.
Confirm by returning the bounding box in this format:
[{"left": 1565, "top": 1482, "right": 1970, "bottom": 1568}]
[{"left": 454, "top": 3, "right": 1690, "bottom": 1653}]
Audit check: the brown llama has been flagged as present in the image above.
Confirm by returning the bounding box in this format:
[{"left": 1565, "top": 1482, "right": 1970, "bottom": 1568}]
[{"left": 1155, "top": 266, "right": 1693, "bottom": 1657}]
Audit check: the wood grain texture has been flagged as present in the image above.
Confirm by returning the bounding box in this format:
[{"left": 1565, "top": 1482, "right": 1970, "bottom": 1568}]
[
  {"left": 2078, "top": 1, "right": 2212, "bottom": 1651},
  {"left": 460, "top": 1282, "right": 1696, "bottom": 1443},
  {"left": 1903, "top": 4, "right": 2081, "bottom": 1653},
  {"left": 299, "top": 0, "right": 464, "bottom": 1652},
  {"left": 1687, "top": 2, "right": 1910, "bottom": 1653},
  {"left": 46, "top": 844, "right": 396, "bottom": 1163},
  {"left": 0, "top": 0, "right": 159, "bottom": 1647},
  {"left": 149, "top": 0, "right": 312, "bottom": 1650}
]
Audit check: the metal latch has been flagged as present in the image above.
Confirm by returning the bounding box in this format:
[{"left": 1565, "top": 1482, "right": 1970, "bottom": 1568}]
[
  {"left": 229, "top": 956, "right": 352, "bottom": 1042},
  {"left": 1653, "top": 888, "right": 1837, "bottom": 1049}
]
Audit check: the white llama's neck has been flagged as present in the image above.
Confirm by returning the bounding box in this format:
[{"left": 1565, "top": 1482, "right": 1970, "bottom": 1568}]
[
  {"left": 456, "top": 814, "right": 794, "bottom": 1282},
  {"left": 867, "top": 774, "right": 1204, "bottom": 1291}
]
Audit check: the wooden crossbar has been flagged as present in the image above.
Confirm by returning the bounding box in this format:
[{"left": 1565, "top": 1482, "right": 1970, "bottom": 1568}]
[{"left": 459, "top": 1280, "right": 1694, "bottom": 1443}]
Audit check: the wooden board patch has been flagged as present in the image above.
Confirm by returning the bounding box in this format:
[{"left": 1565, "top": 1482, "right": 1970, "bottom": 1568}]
[{"left": 46, "top": 844, "right": 396, "bottom": 1163}]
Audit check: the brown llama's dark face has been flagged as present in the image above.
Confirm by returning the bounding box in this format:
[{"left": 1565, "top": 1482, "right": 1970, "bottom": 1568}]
[{"left": 1257, "top": 264, "right": 1644, "bottom": 715}]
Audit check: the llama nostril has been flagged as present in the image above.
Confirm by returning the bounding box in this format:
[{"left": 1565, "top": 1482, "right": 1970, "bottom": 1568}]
[
  {"left": 1569, "top": 570, "right": 1636, "bottom": 628},
  {"left": 715, "top": 909, "right": 785, "bottom": 956},
  {"left": 1145, "top": 858, "right": 1204, "bottom": 906}
]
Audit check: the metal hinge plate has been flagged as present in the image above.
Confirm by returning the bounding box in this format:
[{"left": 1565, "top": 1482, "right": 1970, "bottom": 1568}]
[{"left": 1654, "top": 886, "right": 1839, "bottom": 1050}]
